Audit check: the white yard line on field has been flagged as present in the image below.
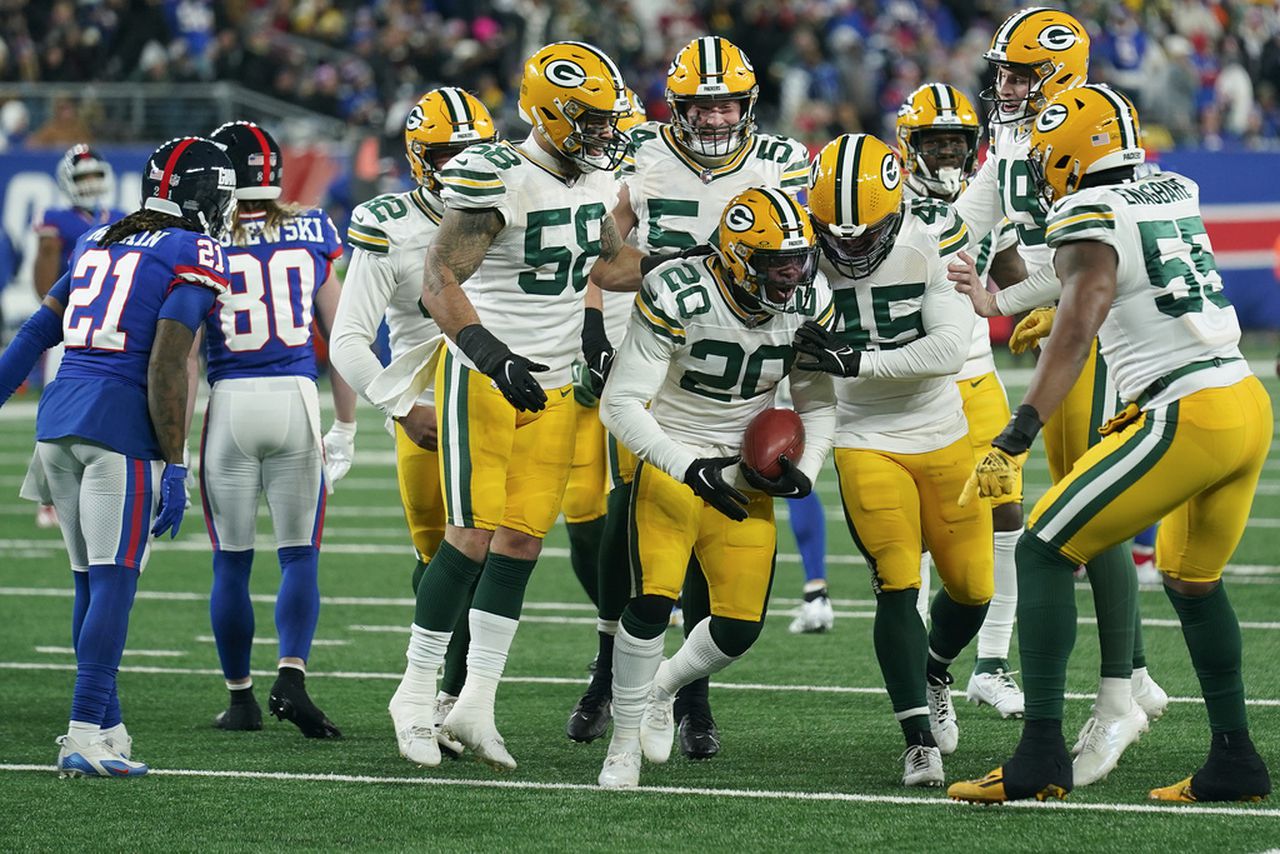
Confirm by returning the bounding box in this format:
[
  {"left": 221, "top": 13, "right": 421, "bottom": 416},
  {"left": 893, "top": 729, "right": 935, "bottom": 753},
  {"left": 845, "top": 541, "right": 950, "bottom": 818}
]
[
  {"left": 33, "top": 645, "right": 184, "bottom": 657},
  {"left": 192, "top": 636, "right": 349, "bottom": 647}
]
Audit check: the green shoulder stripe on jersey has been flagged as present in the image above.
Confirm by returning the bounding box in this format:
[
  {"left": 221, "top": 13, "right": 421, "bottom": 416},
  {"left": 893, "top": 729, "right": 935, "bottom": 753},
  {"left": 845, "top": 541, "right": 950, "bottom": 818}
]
[
  {"left": 636, "top": 291, "right": 686, "bottom": 342},
  {"left": 439, "top": 167, "right": 503, "bottom": 184},
  {"left": 1045, "top": 218, "right": 1116, "bottom": 247},
  {"left": 938, "top": 219, "right": 969, "bottom": 255},
  {"left": 440, "top": 180, "right": 507, "bottom": 198},
  {"left": 348, "top": 224, "right": 390, "bottom": 254},
  {"left": 639, "top": 286, "right": 685, "bottom": 331},
  {"left": 1047, "top": 203, "right": 1116, "bottom": 230},
  {"left": 815, "top": 298, "right": 836, "bottom": 330}
]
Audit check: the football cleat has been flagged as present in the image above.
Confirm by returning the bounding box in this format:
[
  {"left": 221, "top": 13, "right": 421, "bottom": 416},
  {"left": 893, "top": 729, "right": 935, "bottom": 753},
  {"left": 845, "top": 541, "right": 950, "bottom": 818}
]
[
  {"left": 55, "top": 732, "right": 148, "bottom": 778},
  {"left": 927, "top": 674, "right": 959, "bottom": 755},
  {"left": 100, "top": 722, "right": 132, "bottom": 760},
  {"left": 434, "top": 692, "right": 463, "bottom": 757},
  {"left": 678, "top": 709, "right": 721, "bottom": 760},
  {"left": 269, "top": 673, "right": 342, "bottom": 739},
  {"left": 902, "top": 744, "right": 944, "bottom": 787},
  {"left": 388, "top": 682, "right": 440, "bottom": 768},
  {"left": 947, "top": 765, "right": 1069, "bottom": 804},
  {"left": 1151, "top": 734, "right": 1271, "bottom": 802},
  {"left": 566, "top": 674, "right": 612, "bottom": 743},
  {"left": 965, "top": 669, "right": 1025, "bottom": 719},
  {"left": 598, "top": 743, "right": 643, "bottom": 789},
  {"left": 1131, "top": 668, "right": 1169, "bottom": 721},
  {"left": 1071, "top": 703, "right": 1148, "bottom": 786},
  {"left": 640, "top": 685, "right": 675, "bottom": 764},
  {"left": 1149, "top": 775, "right": 1268, "bottom": 804},
  {"left": 788, "top": 590, "right": 835, "bottom": 634},
  {"left": 213, "top": 700, "right": 263, "bottom": 732},
  {"left": 442, "top": 698, "right": 516, "bottom": 771}
]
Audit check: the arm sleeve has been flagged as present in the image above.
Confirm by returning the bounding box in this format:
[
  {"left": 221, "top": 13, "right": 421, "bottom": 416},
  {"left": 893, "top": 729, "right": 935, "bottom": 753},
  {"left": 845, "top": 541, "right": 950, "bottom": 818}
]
[
  {"left": 438, "top": 145, "right": 518, "bottom": 225},
  {"left": 952, "top": 153, "right": 1003, "bottom": 247},
  {"left": 789, "top": 367, "right": 836, "bottom": 483},
  {"left": 994, "top": 198, "right": 1120, "bottom": 315},
  {"left": 0, "top": 305, "right": 63, "bottom": 404},
  {"left": 860, "top": 252, "right": 972, "bottom": 380},
  {"left": 993, "top": 260, "right": 1063, "bottom": 315},
  {"left": 158, "top": 283, "right": 217, "bottom": 332},
  {"left": 48, "top": 271, "right": 72, "bottom": 304},
  {"left": 330, "top": 247, "right": 399, "bottom": 402}
]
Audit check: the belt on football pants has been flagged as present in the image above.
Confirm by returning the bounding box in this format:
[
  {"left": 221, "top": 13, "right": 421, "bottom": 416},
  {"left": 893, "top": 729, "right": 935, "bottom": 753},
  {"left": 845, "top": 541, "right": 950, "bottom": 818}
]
[{"left": 1098, "top": 356, "right": 1242, "bottom": 437}]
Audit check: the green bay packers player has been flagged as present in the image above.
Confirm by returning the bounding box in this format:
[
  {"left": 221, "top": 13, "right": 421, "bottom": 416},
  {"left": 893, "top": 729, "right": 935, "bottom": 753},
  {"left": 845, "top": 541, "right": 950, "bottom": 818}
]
[
  {"left": 898, "top": 82, "right": 1026, "bottom": 718},
  {"left": 948, "top": 6, "right": 1167, "bottom": 784},
  {"left": 793, "top": 134, "right": 992, "bottom": 787},
  {"left": 567, "top": 35, "right": 813, "bottom": 757},
  {"left": 596, "top": 187, "right": 835, "bottom": 789},
  {"left": 331, "top": 87, "right": 497, "bottom": 763},
  {"left": 385, "top": 41, "right": 646, "bottom": 772},
  {"left": 949, "top": 85, "right": 1271, "bottom": 805}
]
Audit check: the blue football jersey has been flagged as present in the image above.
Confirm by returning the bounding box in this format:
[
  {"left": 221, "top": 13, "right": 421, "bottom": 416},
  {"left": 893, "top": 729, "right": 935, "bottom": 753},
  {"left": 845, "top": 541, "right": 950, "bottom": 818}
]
[
  {"left": 35, "top": 206, "right": 128, "bottom": 276},
  {"left": 204, "top": 208, "right": 343, "bottom": 383},
  {"left": 36, "top": 226, "right": 229, "bottom": 459}
]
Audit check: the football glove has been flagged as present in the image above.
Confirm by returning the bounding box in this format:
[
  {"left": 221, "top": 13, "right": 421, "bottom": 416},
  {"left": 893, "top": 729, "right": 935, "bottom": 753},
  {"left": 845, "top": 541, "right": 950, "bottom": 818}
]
[
  {"left": 323, "top": 420, "right": 357, "bottom": 482},
  {"left": 740, "top": 455, "right": 812, "bottom": 499},
  {"left": 151, "top": 463, "right": 189, "bottom": 539},
  {"left": 571, "top": 360, "right": 598, "bottom": 407},
  {"left": 581, "top": 307, "right": 615, "bottom": 396},
  {"left": 684, "top": 455, "right": 750, "bottom": 521},
  {"left": 1009, "top": 307, "right": 1056, "bottom": 355},
  {"left": 792, "top": 320, "right": 861, "bottom": 377},
  {"left": 456, "top": 323, "right": 548, "bottom": 413},
  {"left": 959, "top": 447, "right": 1027, "bottom": 506}
]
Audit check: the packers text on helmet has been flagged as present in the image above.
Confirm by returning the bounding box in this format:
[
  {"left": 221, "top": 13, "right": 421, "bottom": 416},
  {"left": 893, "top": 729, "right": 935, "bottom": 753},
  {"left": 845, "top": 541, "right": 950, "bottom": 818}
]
[
  {"left": 519, "top": 41, "right": 630, "bottom": 171},
  {"left": 405, "top": 87, "right": 497, "bottom": 192},
  {"left": 716, "top": 186, "right": 818, "bottom": 315},
  {"left": 666, "top": 36, "right": 758, "bottom": 159},
  {"left": 808, "top": 134, "right": 904, "bottom": 279},
  {"left": 982, "top": 7, "right": 1089, "bottom": 124},
  {"left": 896, "top": 83, "right": 980, "bottom": 201},
  {"left": 1028, "top": 84, "right": 1144, "bottom": 207}
]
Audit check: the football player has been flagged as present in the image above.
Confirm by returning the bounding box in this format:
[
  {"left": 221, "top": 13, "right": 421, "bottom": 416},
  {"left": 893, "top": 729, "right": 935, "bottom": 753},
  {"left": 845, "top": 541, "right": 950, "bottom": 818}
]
[
  {"left": 897, "top": 83, "right": 1025, "bottom": 717},
  {"left": 949, "top": 84, "right": 1271, "bottom": 805},
  {"left": 568, "top": 35, "right": 815, "bottom": 756},
  {"left": 0, "top": 137, "right": 234, "bottom": 776},
  {"left": 198, "top": 121, "right": 356, "bottom": 738},
  {"left": 385, "top": 41, "right": 646, "bottom": 771},
  {"left": 793, "top": 134, "right": 991, "bottom": 787},
  {"left": 948, "top": 6, "right": 1166, "bottom": 784},
  {"left": 331, "top": 88, "right": 498, "bottom": 762},
  {"left": 596, "top": 187, "right": 835, "bottom": 789}
]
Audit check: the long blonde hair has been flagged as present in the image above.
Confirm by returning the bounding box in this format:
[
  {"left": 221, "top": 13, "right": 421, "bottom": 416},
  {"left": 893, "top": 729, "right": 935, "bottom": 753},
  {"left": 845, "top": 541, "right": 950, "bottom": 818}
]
[{"left": 231, "top": 198, "right": 308, "bottom": 245}]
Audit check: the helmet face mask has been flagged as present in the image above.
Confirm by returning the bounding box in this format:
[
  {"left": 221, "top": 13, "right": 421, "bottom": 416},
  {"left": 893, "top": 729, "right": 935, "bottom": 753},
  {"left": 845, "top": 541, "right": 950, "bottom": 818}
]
[
  {"left": 716, "top": 187, "right": 819, "bottom": 316},
  {"left": 814, "top": 211, "right": 903, "bottom": 279},
  {"left": 58, "top": 145, "right": 114, "bottom": 211},
  {"left": 666, "top": 36, "right": 759, "bottom": 160},
  {"left": 558, "top": 100, "right": 630, "bottom": 171},
  {"left": 808, "top": 133, "right": 905, "bottom": 280},
  {"left": 519, "top": 41, "right": 630, "bottom": 173},
  {"left": 908, "top": 129, "right": 976, "bottom": 199},
  {"left": 733, "top": 244, "right": 819, "bottom": 314},
  {"left": 672, "top": 96, "right": 754, "bottom": 159}
]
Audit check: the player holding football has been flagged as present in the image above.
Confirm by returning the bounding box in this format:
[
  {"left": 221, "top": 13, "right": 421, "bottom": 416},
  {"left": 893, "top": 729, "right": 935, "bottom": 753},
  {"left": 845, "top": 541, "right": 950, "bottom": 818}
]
[
  {"left": 199, "top": 121, "right": 356, "bottom": 738},
  {"left": 331, "top": 88, "right": 498, "bottom": 762},
  {"left": 596, "top": 187, "right": 835, "bottom": 789},
  {"left": 793, "top": 133, "right": 992, "bottom": 787},
  {"left": 949, "top": 85, "right": 1272, "bottom": 805},
  {"left": 0, "top": 137, "right": 235, "bottom": 776}
]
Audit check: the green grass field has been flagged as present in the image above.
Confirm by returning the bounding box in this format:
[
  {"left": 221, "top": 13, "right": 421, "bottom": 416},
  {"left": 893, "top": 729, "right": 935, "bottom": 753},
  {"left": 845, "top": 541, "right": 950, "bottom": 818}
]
[{"left": 4, "top": 350, "right": 1280, "bottom": 852}]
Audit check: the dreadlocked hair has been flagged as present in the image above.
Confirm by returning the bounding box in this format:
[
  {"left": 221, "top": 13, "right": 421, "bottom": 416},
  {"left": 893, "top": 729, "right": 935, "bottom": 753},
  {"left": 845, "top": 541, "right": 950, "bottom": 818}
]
[
  {"left": 98, "top": 210, "right": 201, "bottom": 247},
  {"left": 232, "top": 199, "right": 308, "bottom": 246}
]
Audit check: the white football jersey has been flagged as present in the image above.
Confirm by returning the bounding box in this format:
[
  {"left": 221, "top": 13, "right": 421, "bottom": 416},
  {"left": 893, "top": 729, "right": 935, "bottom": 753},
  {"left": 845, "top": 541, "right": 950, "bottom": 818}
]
[
  {"left": 953, "top": 121, "right": 1052, "bottom": 271},
  {"left": 825, "top": 199, "right": 975, "bottom": 454},
  {"left": 600, "top": 255, "right": 836, "bottom": 486},
  {"left": 1044, "top": 171, "right": 1249, "bottom": 409},
  {"left": 440, "top": 134, "right": 619, "bottom": 388}
]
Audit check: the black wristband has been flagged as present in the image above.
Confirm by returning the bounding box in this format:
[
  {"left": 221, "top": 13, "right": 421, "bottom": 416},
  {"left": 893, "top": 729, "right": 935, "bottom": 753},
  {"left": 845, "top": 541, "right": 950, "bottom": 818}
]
[
  {"left": 993, "top": 404, "right": 1043, "bottom": 456},
  {"left": 455, "top": 324, "right": 510, "bottom": 376},
  {"left": 640, "top": 252, "right": 679, "bottom": 277},
  {"left": 582, "top": 307, "right": 610, "bottom": 351}
]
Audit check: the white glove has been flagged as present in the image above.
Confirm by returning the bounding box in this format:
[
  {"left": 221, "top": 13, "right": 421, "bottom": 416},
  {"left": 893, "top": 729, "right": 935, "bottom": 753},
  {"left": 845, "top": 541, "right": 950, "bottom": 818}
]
[{"left": 323, "top": 420, "right": 357, "bottom": 483}]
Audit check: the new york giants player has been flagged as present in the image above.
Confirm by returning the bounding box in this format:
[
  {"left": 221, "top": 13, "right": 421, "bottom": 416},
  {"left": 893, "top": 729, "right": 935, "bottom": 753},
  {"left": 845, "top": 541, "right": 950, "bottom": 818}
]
[
  {"left": 0, "top": 137, "right": 234, "bottom": 776},
  {"left": 200, "top": 121, "right": 355, "bottom": 738}
]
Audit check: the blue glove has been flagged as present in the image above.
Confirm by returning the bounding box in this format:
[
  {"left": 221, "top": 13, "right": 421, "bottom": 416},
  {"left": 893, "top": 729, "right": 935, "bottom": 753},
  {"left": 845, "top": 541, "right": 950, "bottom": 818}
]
[{"left": 151, "top": 463, "right": 188, "bottom": 539}]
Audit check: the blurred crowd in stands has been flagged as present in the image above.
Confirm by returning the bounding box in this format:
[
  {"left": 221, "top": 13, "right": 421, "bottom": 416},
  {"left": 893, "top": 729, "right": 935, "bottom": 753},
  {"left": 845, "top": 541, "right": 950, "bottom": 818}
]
[{"left": 1, "top": 0, "right": 1279, "bottom": 154}]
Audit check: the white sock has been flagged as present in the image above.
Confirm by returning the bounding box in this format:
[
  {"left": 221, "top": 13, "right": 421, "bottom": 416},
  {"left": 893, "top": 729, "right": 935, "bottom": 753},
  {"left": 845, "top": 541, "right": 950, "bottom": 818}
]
[
  {"left": 917, "top": 552, "right": 933, "bottom": 625},
  {"left": 977, "top": 529, "right": 1021, "bottom": 661},
  {"left": 1096, "top": 676, "right": 1133, "bottom": 718},
  {"left": 653, "top": 617, "right": 736, "bottom": 699},
  {"left": 68, "top": 720, "right": 99, "bottom": 741},
  {"left": 226, "top": 677, "right": 252, "bottom": 691},
  {"left": 802, "top": 578, "right": 828, "bottom": 595},
  {"left": 596, "top": 618, "right": 618, "bottom": 636},
  {"left": 610, "top": 623, "right": 665, "bottom": 742},
  {"left": 401, "top": 623, "right": 451, "bottom": 704},
  {"left": 458, "top": 609, "right": 519, "bottom": 708}
]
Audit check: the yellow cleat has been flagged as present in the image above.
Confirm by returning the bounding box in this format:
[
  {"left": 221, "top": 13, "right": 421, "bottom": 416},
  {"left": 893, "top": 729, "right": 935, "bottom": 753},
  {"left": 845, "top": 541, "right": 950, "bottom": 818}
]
[
  {"left": 948, "top": 766, "right": 1069, "bottom": 804},
  {"left": 1149, "top": 776, "right": 1266, "bottom": 804}
]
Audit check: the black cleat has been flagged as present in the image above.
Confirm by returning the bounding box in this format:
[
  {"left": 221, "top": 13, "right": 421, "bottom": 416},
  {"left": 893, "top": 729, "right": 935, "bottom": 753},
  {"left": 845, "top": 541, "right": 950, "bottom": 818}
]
[
  {"left": 678, "top": 709, "right": 720, "bottom": 760},
  {"left": 213, "top": 701, "right": 263, "bottom": 731},
  {"left": 268, "top": 672, "right": 342, "bottom": 739},
  {"left": 1155, "top": 731, "right": 1273, "bottom": 803},
  {"left": 566, "top": 675, "right": 612, "bottom": 743}
]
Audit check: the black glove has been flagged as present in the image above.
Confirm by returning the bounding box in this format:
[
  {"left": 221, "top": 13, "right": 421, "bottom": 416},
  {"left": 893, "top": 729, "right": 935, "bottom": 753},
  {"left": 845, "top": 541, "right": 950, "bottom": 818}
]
[
  {"left": 456, "top": 324, "right": 548, "bottom": 412},
  {"left": 640, "top": 243, "right": 716, "bottom": 276},
  {"left": 992, "top": 404, "right": 1044, "bottom": 456},
  {"left": 740, "top": 455, "right": 812, "bottom": 498},
  {"left": 792, "top": 320, "right": 861, "bottom": 377},
  {"left": 581, "top": 307, "right": 615, "bottom": 395},
  {"left": 684, "top": 455, "right": 749, "bottom": 521}
]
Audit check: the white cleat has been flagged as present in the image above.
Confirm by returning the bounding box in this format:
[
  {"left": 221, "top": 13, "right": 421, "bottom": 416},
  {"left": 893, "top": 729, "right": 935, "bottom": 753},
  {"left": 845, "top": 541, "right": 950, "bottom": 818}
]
[
  {"left": 55, "top": 732, "right": 148, "bottom": 778},
  {"left": 965, "top": 669, "right": 1025, "bottom": 719},
  {"left": 926, "top": 676, "right": 959, "bottom": 755},
  {"left": 598, "top": 744, "right": 643, "bottom": 789},
  {"left": 788, "top": 592, "right": 835, "bottom": 634},
  {"left": 100, "top": 723, "right": 133, "bottom": 760},
  {"left": 1072, "top": 703, "right": 1149, "bottom": 786},
  {"left": 388, "top": 682, "right": 441, "bottom": 768},
  {"left": 639, "top": 681, "right": 675, "bottom": 764},
  {"left": 902, "top": 744, "right": 944, "bottom": 787},
  {"left": 442, "top": 699, "right": 516, "bottom": 771},
  {"left": 434, "top": 692, "right": 464, "bottom": 756},
  {"left": 1131, "top": 668, "right": 1169, "bottom": 721}
]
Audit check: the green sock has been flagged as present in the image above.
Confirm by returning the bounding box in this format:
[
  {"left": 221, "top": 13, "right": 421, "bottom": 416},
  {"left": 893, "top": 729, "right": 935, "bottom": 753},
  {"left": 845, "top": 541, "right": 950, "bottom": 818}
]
[
  {"left": 566, "top": 517, "right": 606, "bottom": 607},
  {"left": 1083, "top": 542, "right": 1137, "bottom": 679},
  {"left": 471, "top": 552, "right": 539, "bottom": 620},
  {"left": 874, "top": 588, "right": 928, "bottom": 718},
  {"left": 1165, "top": 583, "right": 1247, "bottom": 734},
  {"left": 414, "top": 540, "right": 484, "bottom": 631},
  {"left": 1016, "top": 533, "right": 1078, "bottom": 722},
  {"left": 928, "top": 589, "right": 989, "bottom": 681},
  {"left": 681, "top": 556, "right": 711, "bottom": 637},
  {"left": 597, "top": 484, "right": 633, "bottom": 623},
  {"left": 1132, "top": 601, "right": 1148, "bottom": 670},
  {"left": 411, "top": 559, "right": 428, "bottom": 595},
  {"left": 440, "top": 570, "right": 480, "bottom": 697}
]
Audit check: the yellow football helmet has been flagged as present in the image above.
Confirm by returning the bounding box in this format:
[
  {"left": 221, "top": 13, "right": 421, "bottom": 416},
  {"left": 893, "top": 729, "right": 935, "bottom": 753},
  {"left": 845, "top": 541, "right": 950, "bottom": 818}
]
[
  {"left": 896, "top": 83, "right": 980, "bottom": 201},
  {"left": 808, "top": 134, "right": 904, "bottom": 279},
  {"left": 519, "top": 41, "right": 630, "bottom": 171},
  {"left": 666, "top": 36, "right": 758, "bottom": 159},
  {"left": 1028, "top": 84, "right": 1144, "bottom": 206},
  {"left": 617, "top": 87, "right": 647, "bottom": 134},
  {"left": 405, "top": 87, "right": 497, "bottom": 192},
  {"left": 716, "top": 187, "right": 818, "bottom": 314},
  {"left": 983, "top": 7, "right": 1090, "bottom": 124}
]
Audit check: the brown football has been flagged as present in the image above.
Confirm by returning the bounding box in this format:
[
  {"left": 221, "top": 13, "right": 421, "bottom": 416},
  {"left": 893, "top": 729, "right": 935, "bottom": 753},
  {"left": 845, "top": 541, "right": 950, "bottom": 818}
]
[{"left": 741, "top": 408, "right": 805, "bottom": 480}]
